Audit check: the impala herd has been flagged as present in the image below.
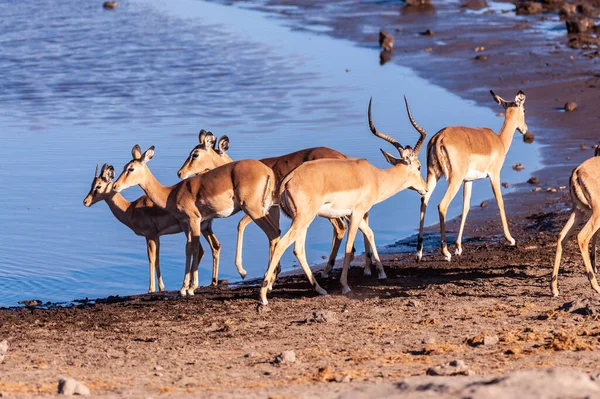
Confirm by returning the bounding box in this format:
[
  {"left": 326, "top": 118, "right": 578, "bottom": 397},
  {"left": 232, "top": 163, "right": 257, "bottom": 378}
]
[{"left": 83, "top": 90, "right": 598, "bottom": 305}]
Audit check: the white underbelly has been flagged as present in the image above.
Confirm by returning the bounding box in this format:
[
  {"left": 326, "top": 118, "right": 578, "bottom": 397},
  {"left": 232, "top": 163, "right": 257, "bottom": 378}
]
[
  {"left": 464, "top": 168, "right": 489, "bottom": 182},
  {"left": 213, "top": 206, "right": 235, "bottom": 218},
  {"left": 317, "top": 203, "right": 351, "bottom": 219}
]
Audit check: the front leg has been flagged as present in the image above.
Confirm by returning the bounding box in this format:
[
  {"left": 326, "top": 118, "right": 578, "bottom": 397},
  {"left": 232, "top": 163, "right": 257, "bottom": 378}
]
[
  {"left": 340, "top": 213, "right": 363, "bottom": 294},
  {"left": 201, "top": 221, "right": 221, "bottom": 286},
  {"left": 490, "top": 175, "right": 515, "bottom": 246},
  {"left": 180, "top": 226, "right": 193, "bottom": 297},
  {"left": 145, "top": 236, "right": 158, "bottom": 293},
  {"left": 188, "top": 217, "right": 204, "bottom": 296}
]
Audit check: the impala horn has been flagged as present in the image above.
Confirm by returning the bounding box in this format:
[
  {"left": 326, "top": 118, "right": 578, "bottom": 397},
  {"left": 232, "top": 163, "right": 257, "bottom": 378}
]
[
  {"left": 95, "top": 163, "right": 99, "bottom": 177},
  {"left": 404, "top": 96, "right": 427, "bottom": 154},
  {"left": 368, "top": 97, "right": 404, "bottom": 152}
]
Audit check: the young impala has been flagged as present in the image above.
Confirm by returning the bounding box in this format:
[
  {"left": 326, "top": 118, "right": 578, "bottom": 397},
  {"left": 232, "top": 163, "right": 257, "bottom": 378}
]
[
  {"left": 416, "top": 90, "right": 528, "bottom": 262},
  {"left": 177, "top": 130, "right": 376, "bottom": 279},
  {"left": 551, "top": 150, "right": 600, "bottom": 297},
  {"left": 112, "top": 145, "right": 280, "bottom": 296},
  {"left": 83, "top": 164, "right": 221, "bottom": 292},
  {"left": 258, "top": 97, "right": 428, "bottom": 305}
]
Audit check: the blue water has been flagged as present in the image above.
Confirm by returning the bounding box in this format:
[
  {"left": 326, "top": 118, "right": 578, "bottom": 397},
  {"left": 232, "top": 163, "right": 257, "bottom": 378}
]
[{"left": 0, "top": 0, "right": 541, "bottom": 305}]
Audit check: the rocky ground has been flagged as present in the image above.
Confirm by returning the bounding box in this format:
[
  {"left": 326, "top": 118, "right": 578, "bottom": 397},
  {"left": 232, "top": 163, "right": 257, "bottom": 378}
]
[{"left": 3, "top": 0, "right": 600, "bottom": 397}]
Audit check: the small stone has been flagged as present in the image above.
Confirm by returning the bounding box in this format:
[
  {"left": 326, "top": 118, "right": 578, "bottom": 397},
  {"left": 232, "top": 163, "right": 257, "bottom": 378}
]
[
  {"left": 422, "top": 336, "right": 436, "bottom": 345},
  {"left": 309, "top": 310, "right": 337, "bottom": 324},
  {"left": 335, "top": 374, "right": 352, "bottom": 383},
  {"left": 474, "top": 55, "right": 488, "bottom": 61},
  {"left": 528, "top": 177, "right": 539, "bottom": 185},
  {"left": 566, "top": 17, "right": 594, "bottom": 34},
  {"left": 407, "top": 299, "right": 421, "bottom": 307},
  {"left": 565, "top": 102, "right": 578, "bottom": 112},
  {"left": 274, "top": 350, "right": 296, "bottom": 364},
  {"left": 516, "top": 2, "right": 542, "bottom": 15},
  {"left": 0, "top": 340, "right": 7, "bottom": 363},
  {"left": 18, "top": 299, "right": 42, "bottom": 307},
  {"left": 502, "top": 182, "right": 509, "bottom": 188},
  {"left": 533, "top": 187, "right": 542, "bottom": 192},
  {"left": 467, "top": 335, "right": 485, "bottom": 347},
  {"left": 154, "top": 365, "right": 163, "bottom": 371},
  {"left": 321, "top": 255, "right": 327, "bottom": 259},
  {"left": 566, "top": 156, "right": 571, "bottom": 161},
  {"left": 379, "top": 31, "right": 394, "bottom": 52},
  {"left": 57, "top": 377, "right": 90, "bottom": 396},
  {"left": 559, "top": 186, "right": 567, "bottom": 190},
  {"left": 580, "top": 144, "right": 588, "bottom": 150},
  {"left": 426, "top": 359, "right": 471, "bottom": 376},
  {"left": 244, "top": 351, "right": 261, "bottom": 358},
  {"left": 547, "top": 187, "right": 557, "bottom": 193},
  {"left": 483, "top": 335, "right": 499, "bottom": 346},
  {"left": 512, "top": 163, "right": 525, "bottom": 171},
  {"left": 496, "top": 112, "right": 505, "bottom": 117},
  {"left": 424, "top": 47, "right": 433, "bottom": 52},
  {"left": 421, "top": 29, "right": 434, "bottom": 36},
  {"left": 461, "top": 0, "right": 488, "bottom": 10},
  {"left": 523, "top": 131, "right": 535, "bottom": 143},
  {"left": 559, "top": 3, "right": 577, "bottom": 18},
  {"left": 480, "top": 201, "right": 487, "bottom": 208},
  {"left": 474, "top": 46, "right": 485, "bottom": 52},
  {"left": 103, "top": 1, "right": 117, "bottom": 10}
]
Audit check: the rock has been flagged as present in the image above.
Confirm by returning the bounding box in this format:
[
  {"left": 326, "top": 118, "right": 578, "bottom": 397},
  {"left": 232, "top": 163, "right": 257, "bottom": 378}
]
[
  {"left": 474, "top": 46, "right": 485, "bottom": 52},
  {"left": 244, "top": 351, "right": 261, "bottom": 358},
  {"left": 502, "top": 182, "right": 510, "bottom": 188},
  {"left": 18, "top": 299, "right": 42, "bottom": 307},
  {"left": 461, "top": 0, "right": 487, "bottom": 10},
  {"left": 547, "top": 187, "right": 557, "bottom": 193},
  {"left": 421, "top": 29, "right": 434, "bottom": 36},
  {"left": 335, "top": 374, "right": 352, "bottom": 383},
  {"left": 528, "top": 177, "right": 539, "bottom": 185},
  {"left": 579, "top": 144, "right": 588, "bottom": 151},
  {"left": 57, "top": 377, "right": 90, "bottom": 396},
  {"left": 566, "top": 17, "right": 595, "bottom": 33},
  {"left": 559, "top": 3, "right": 577, "bottom": 18},
  {"left": 577, "top": 4, "right": 600, "bottom": 18},
  {"left": 484, "top": 335, "right": 499, "bottom": 346},
  {"left": 559, "top": 299, "right": 597, "bottom": 316},
  {"left": 154, "top": 365, "right": 163, "bottom": 371},
  {"left": 496, "top": 112, "right": 505, "bottom": 117},
  {"left": 533, "top": 187, "right": 542, "bottom": 192},
  {"left": 523, "top": 131, "right": 535, "bottom": 143},
  {"left": 274, "top": 350, "right": 296, "bottom": 364},
  {"left": 565, "top": 102, "right": 578, "bottom": 112},
  {"left": 422, "top": 336, "right": 436, "bottom": 345},
  {"left": 426, "top": 360, "right": 472, "bottom": 376},
  {"left": 480, "top": 201, "right": 487, "bottom": 208},
  {"left": 0, "top": 340, "right": 7, "bottom": 363},
  {"left": 407, "top": 299, "right": 421, "bottom": 307},
  {"left": 512, "top": 163, "right": 525, "bottom": 171},
  {"left": 103, "top": 1, "right": 117, "bottom": 10},
  {"left": 309, "top": 310, "right": 337, "bottom": 323},
  {"left": 516, "top": 2, "right": 542, "bottom": 15},
  {"left": 405, "top": 0, "right": 431, "bottom": 6},
  {"left": 474, "top": 55, "right": 488, "bottom": 61},
  {"left": 467, "top": 336, "right": 484, "bottom": 347},
  {"left": 379, "top": 31, "right": 394, "bottom": 52}
]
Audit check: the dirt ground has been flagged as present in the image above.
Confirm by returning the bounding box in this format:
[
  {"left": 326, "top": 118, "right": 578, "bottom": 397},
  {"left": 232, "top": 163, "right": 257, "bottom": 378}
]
[{"left": 3, "top": 0, "right": 600, "bottom": 397}]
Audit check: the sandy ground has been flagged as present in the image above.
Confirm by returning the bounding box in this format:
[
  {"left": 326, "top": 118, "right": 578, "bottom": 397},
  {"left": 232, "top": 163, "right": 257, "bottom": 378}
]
[{"left": 3, "top": 0, "right": 600, "bottom": 397}]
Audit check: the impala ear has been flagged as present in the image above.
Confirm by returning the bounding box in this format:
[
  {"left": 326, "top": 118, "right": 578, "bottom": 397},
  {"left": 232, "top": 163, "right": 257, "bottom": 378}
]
[
  {"left": 218, "top": 136, "right": 230, "bottom": 154},
  {"left": 381, "top": 149, "right": 405, "bottom": 166},
  {"left": 132, "top": 144, "right": 142, "bottom": 160},
  {"left": 203, "top": 132, "right": 216, "bottom": 149},
  {"left": 101, "top": 164, "right": 115, "bottom": 182},
  {"left": 515, "top": 90, "right": 526, "bottom": 108},
  {"left": 141, "top": 146, "right": 155, "bottom": 164},
  {"left": 198, "top": 129, "right": 208, "bottom": 145},
  {"left": 490, "top": 90, "right": 509, "bottom": 109}
]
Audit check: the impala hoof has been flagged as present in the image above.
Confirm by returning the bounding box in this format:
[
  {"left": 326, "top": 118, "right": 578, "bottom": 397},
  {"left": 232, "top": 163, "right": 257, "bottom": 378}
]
[
  {"left": 508, "top": 238, "right": 516, "bottom": 246},
  {"left": 158, "top": 285, "right": 165, "bottom": 292},
  {"left": 148, "top": 288, "right": 155, "bottom": 294},
  {"left": 454, "top": 247, "right": 462, "bottom": 256},
  {"left": 551, "top": 290, "right": 559, "bottom": 297},
  {"left": 239, "top": 269, "right": 247, "bottom": 279},
  {"left": 187, "top": 288, "right": 195, "bottom": 296},
  {"left": 378, "top": 271, "right": 387, "bottom": 280},
  {"left": 259, "top": 297, "right": 268, "bottom": 307},
  {"left": 363, "top": 266, "right": 372, "bottom": 277},
  {"left": 342, "top": 286, "right": 351, "bottom": 295},
  {"left": 179, "top": 288, "right": 188, "bottom": 297},
  {"left": 316, "top": 287, "right": 328, "bottom": 296},
  {"left": 415, "top": 251, "right": 423, "bottom": 263},
  {"left": 321, "top": 271, "right": 330, "bottom": 279}
]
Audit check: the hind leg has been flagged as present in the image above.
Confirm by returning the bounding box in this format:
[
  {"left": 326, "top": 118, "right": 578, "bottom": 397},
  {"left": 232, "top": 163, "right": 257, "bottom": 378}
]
[
  {"left": 592, "top": 230, "right": 599, "bottom": 274},
  {"left": 294, "top": 228, "right": 327, "bottom": 296},
  {"left": 438, "top": 177, "right": 462, "bottom": 261},
  {"left": 358, "top": 216, "right": 386, "bottom": 279},
  {"left": 235, "top": 215, "right": 252, "bottom": 279},
  {"left": 362, "top": 212, "right": 373, "bottom": 276},
  {"left": 188, "top": 218, "right": 204, "bottom": 296},
  {"left": 417, "top": 171, "right": 438, "bottom": 262},
  {"left": 577, "top": 214, "right": 600, "bottom": 295},
  {"left": 455, "top": 181, "right": 472, "bottom": 256},
  {"left": 322, "top": 218, "right": 346, "bottom": 278},
  {"left": 201, "top": 221, "right": 221, "bottom": 287},
  {"left": 551, "top": 211, "right": 582, "bottom": 297},
  {"left": 340, "top": 212, "right": 364, "bottom": 294}
]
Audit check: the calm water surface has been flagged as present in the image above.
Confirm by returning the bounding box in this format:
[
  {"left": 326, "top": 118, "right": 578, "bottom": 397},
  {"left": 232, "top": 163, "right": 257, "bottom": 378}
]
[{"left": 0, "top": 0, "right": 540, "bottom": 305}]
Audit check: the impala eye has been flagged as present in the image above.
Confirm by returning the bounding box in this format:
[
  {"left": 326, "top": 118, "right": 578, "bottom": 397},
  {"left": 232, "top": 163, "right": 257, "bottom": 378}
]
[
  {"left": 192, "top": 153, "right": 199, "bottom": 159},
  {"left": 128, "top": 167, "right": 134, "bottom": 173}
]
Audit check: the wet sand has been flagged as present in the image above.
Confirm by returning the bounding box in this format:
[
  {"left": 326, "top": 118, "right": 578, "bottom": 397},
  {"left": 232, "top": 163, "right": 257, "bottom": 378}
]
[{"left": 2, "top": 1, "right": 600, "bottom": 397}]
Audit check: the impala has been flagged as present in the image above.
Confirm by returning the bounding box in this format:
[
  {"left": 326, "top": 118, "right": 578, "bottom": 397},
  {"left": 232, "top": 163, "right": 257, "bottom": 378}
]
[
  {"left": 416, "top": 90, "right": 528, "bottom": 262},
  {"left": 258, "top": 97, "right": 428, "bottom": 305},
  {"left": 551, "top": 152, "right": 600, "bottom": 297},
  {"left": 112, "top": 145, "right": 280, "bottom": 296},
  {"left": 83, "top": 164, "right": 221, "bottom": 292},
  {"left": 177, "top": 129, "right": 376, "bottom": 279}
]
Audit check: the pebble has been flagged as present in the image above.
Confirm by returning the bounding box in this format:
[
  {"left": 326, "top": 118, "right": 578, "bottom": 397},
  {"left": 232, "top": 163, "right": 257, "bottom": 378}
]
[
  {"left": 335, "top": 374, "right": 352, "bottom": 383},
  {"left": 18, "top": 299, "right": 42, "bottom": 307},
  {"left": 512, "top": 163, "right": 525, "bottom": 171},
  {"left": 407, "top": 299, "right": 421, "bottom": 308},
  {"left": 484, "top": 335, "right": 499, "bottom": 346},
  {"left": 244, "top": 351, "right": 261, "bottom": 358},
  {"left": 547, "top": 187, "right": 557, "bottom": 193},
  {"left": 502, "top": 182, "right": 510, "bottom": 188},
  {"left": 422, "top": 29, "right": 434, "bottom": 36},
  {"left": 480, "top": 201, "right": 487, "bottom": 208},
  {"left": 103, "top": 1, "right": 117, "bottom": 9},
  {"left": 154, "top": 365, "right": 163, "bottom": 371},
  {"left": 309, "top": 310, "right": 337, "bottom": 324},
  {"left": 422, "top": 336, "right": 436, "bottom": 345},
  {"left": 565, "top": 102, "right": 578, "bottom": 112},
  {"left": 379, "top": 31, "right": 394, "bottom": 52},
  {"left": 0, "top": 340, "right": 7, "bottom": 363},
  {"left": 566, "top": 17, "right": 595, "bottom": 34},
  {"left": 523, "top": 131, "right": 535, "bottom": 143},
  {"left": 426, "top": 360, "right": 473, "bottom": 376},
  {"left": 474, "top": 46, "right": 485, "bottom": 52},
  {"left": 527, "top": 177, "right": 539, "bottom": 185},
  {"left": 516, "top": 1, "right": 542, "bottom": 15},
  {"left": 274, "top": 350, "right": 296, "bottom": 364},
  {"left": 580, "top": 144, "right": 588, "bottom": 150},
  {"left": 57, "top": 377, "right": 90, "bottom": 396},
  {"left": 533, "top": 187, "right": 542, "bottom": 192},
  {"left": 474, "top": 55, "right": 488, "bottom": 61}
]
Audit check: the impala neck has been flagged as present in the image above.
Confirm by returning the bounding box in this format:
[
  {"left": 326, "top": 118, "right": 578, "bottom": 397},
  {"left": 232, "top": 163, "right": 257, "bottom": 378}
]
[
  {"left": 498, "top": 115, "right": 519, "bottom": 153},
  {"left": 139, "top": 168, "right": 172, "bottom": 210},
  {"left": 374, "top": 165, "right": 412, "bottom": 204},
  {"left": 104, "top": 187, "right": 134, "bottom": 229}
]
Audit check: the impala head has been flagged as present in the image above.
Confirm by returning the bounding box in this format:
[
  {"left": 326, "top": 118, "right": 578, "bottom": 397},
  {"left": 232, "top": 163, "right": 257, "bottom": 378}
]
[
  {"left": 368, "top": 97, "right": 428, "bottom": 195},
  {"left": 177, "top": 129, "right": 231, "bottom": 179},
  {"left": 83, "top": 163, "right": 115, "bottom": 206},
  {"left": 113, "top": 145, "right": 155, "bottom": 193},
  {"left": 490, "top": 90, "right": 528, "bottom": 134}
]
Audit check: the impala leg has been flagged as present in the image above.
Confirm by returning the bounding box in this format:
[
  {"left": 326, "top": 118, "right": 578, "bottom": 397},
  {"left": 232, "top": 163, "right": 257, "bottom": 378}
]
[
  {"left": 340, "top": 214, "right": 362, "bottom": 294},
  {"left": 362, "top": 212, "right": 373, "bottom": 277},
  {"left": 180, "top": 226, "right": 193, "bottom": 297},
  {"left": 358, "top": 217, "right": 386, "bottom": 280},
  {"left": 438, "top": 178, "right": 463, "bottom": 262},
  {"left": 592, "top": 230, "right": 599, "bottom": 274},
  {"left": 490, "top": 175, "right": 515, "bottom": 246},
  {"left": 551, "top": 211, "right": 581, "bottom": 297},
  {"left": 577, "top": 215, "right": 600, "bottom": 295},
  {"left": 294, "top": 228, "right": 327, "bottom": 296},
  {"left": 146, "top": 237, "right": 158, "bottom": 293},
  {"left": 201, "top": 221, "right": 221, "bottom": 287},
  {"left": 235, "top": 215, "right": 252, "bottom": 279},
  {"left": 154, "top": 237, "right": 164, "bottom": 292},
  {"left": 267, "top": 206, "right": 282, "bottom": 290},
  {"left": 455, "top": 181, "right": 472, "bottom": 257},
  {"left": 417, "top": 171, "right": 437, "bottom": 262},
  {"left": 322, "top": 218, "right": 346, "bottom": 278},
  {"left": 188, "top": 219, "right": 204, "bottom": 296}
]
